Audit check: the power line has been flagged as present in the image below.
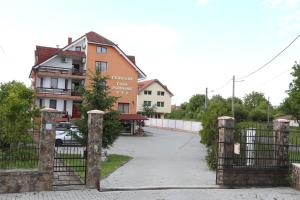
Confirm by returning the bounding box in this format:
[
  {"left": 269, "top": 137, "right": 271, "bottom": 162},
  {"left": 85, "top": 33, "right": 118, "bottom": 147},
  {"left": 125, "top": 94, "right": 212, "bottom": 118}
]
[
  {"left": 237, "top": 34, "right": 300, "bottom": 80},
  {"left": 257, "top": 68, "right": 291, "bottom": 87},
  {"left": 210, "top": 77, "right": 233, "bottom": 93}
]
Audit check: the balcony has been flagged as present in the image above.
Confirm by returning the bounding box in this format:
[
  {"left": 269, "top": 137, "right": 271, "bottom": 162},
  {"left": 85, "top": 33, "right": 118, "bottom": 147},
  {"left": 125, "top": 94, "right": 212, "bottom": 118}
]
[
  {"left": 35, "top": 87, "right": 82, "bottom": 100},
  {"left": 37, "top": 66, "right": 86, "bottom": 80}
]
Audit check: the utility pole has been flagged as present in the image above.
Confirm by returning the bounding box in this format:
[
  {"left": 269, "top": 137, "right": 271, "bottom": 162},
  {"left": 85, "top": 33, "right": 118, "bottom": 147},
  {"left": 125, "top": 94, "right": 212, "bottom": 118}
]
[
  {"left": 232, "top": 75, "right": 235, "bottom": 118},
  {"left": 205, "top": 87, "right": 208, "bottom": 110}
]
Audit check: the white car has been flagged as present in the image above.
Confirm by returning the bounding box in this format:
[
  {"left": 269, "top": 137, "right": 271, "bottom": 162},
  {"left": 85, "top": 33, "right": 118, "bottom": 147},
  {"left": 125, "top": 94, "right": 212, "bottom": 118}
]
[{"left": 55, "top": 123, "right": 83, "bottom": 146}]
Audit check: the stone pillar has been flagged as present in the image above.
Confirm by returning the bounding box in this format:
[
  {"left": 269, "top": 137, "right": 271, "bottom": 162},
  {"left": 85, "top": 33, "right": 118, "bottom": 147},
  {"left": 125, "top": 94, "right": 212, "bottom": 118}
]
[
  {"left": 218, "top": 116, "right": 235, "bottom": 169},
  {"left": 38, "top": 108, "right": 58, "bottom": 172},
  {"left": 38, "top": 108, "right": 59, "bottom": 191},
  {"left": 273, "top": 119, "right": 289, "bottom": 168},
  {"left": 292, "top": 163, "right": 300, "bottom": 190},
  {"left": 86, "top": 110, "right": 104, "bottom": 190}
]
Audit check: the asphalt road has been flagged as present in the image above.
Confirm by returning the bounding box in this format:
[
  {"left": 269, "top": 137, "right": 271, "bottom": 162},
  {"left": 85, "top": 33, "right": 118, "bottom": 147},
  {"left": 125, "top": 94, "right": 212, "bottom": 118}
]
[{"left": 101, "top": 127, "right": 216, "bottom": 189}]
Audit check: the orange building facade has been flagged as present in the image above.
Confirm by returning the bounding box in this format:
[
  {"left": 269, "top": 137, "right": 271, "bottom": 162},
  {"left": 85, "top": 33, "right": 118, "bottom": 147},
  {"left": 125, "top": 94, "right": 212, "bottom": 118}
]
[{"left": 29, "top": 31, "right": 146, "bottom": 118}]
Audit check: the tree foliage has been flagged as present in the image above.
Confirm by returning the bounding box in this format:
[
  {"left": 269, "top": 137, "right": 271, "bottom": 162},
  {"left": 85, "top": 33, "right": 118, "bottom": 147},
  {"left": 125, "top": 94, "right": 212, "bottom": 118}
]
[
  {"left": 141, "top": 104, "right": 157, "bottom": 117},
  {"left": 280, "top": 62, "right": 300, "bottom": 121},
  {"left": 76, "top": 72, "right": 122, "bottom": 148},
  {"left": 0, "top": 81, "right": 37, "bottom": 142}
]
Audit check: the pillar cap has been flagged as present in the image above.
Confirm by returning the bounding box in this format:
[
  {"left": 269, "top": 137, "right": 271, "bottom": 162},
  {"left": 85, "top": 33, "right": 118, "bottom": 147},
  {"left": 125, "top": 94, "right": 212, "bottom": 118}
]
[
  {"left": 274, "top": 119, "right": 290, "bottom": 123},
  {"left": 87, "top": 110, "right": 105, "bottom": 114},
  {"left": 218, "top": 116, "right": 235, "bottom": 120}
]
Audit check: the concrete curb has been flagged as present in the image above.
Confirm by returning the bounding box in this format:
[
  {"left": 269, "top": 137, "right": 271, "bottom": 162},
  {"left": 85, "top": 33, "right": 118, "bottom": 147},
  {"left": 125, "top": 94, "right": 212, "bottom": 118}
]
[{"left": 101, "top": 185, "right": 222, "bottom": 192}]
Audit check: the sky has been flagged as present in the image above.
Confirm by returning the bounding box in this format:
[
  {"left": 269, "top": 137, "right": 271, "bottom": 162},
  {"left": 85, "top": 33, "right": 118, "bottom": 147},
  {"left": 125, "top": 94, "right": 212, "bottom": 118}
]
[{"left": 1, "top": 0, "right": 300, "bottom": 106}]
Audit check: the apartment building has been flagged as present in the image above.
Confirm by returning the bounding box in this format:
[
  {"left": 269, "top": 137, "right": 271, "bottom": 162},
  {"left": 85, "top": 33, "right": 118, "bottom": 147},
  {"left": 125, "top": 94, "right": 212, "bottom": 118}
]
[
  {"left": 137, "top": 79, "right": 173, "bottom": 119},
  {"left": 29, "top": 31, "right": 146, "bottom": 119}
]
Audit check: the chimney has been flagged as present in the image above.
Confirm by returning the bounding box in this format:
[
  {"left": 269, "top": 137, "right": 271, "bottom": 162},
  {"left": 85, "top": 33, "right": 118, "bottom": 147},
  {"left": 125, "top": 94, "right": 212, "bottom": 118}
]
[{"left": 68, "top": 37, "right": 72, "bottom": 45}]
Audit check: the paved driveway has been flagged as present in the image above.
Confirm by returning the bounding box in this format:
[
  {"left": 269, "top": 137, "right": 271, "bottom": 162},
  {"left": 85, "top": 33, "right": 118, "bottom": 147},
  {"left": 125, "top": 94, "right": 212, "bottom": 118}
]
[{"left": 101, "top": 127, "right": 215, "bottom": 189}]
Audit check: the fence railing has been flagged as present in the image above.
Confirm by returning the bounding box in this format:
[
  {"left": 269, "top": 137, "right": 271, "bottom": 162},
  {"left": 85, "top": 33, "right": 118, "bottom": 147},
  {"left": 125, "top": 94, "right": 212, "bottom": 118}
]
[
  {"left": 145, "top": 118, "right": 202, "bottom": 132},
  {"left": 0, "top": 135, "right": 39, "bottom": 170}
]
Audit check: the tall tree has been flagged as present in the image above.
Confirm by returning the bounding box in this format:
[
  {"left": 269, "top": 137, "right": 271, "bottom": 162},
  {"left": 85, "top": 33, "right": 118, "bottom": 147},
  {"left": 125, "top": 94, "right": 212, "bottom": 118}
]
[
  {"left": 283, "top": 62, "right": 300, "bottom": 122},
  {"left": 243, "top": 92, "right": 268, "bottom": 110},
  {"left": 0, "top": 81, "right": 37, "bottom": 142},
  {"left": 76, "top": 72, "right": 122, "bottom": 148}
]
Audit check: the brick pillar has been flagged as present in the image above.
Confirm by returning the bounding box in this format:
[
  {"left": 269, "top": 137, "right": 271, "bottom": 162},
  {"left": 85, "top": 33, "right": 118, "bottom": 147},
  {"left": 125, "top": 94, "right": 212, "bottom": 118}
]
[
  {"left": 38, "top": 108, "right": 59, "bottom": 190},
  {"left": 86, "top": 110, "right": 104, "bottom": 190},
  {"left": 218, "top": 116, "right": 235, "bottom": 168},
  {"left": 273, "top": 119, "right": 289, "bottom": 168}
]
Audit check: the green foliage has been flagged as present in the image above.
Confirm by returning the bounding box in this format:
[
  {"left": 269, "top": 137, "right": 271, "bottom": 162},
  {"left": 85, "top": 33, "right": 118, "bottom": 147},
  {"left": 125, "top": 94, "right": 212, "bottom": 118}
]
[
  {"left": 280, "top": 62, "right": 300, "bottom": 121},
  {"left": 76, "top": 72, "right": 122, "bottom": 148},
  {"left": 166, "top": 94, "right": 206, "bottom": 121},
  {"left": 141, "top": 104, "right": 157, "bottom": 117},
  {"left": 0, "top": 81, "right": 38, "bottom": 143},
  {"left": 243, "top": 92, "right": 268, "bottom": 110},
  {"left": 206, "top": 143, "right": 218, "bottom": 170},
  {"left": 200, "top": 95, "right": 230, "bottom": 147}
]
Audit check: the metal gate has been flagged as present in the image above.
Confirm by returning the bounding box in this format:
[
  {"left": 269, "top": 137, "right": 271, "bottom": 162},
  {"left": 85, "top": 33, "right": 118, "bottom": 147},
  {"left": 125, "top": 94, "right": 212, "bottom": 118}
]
[{"left": 53, "top": 137, "right": 87, "bottom": 186}]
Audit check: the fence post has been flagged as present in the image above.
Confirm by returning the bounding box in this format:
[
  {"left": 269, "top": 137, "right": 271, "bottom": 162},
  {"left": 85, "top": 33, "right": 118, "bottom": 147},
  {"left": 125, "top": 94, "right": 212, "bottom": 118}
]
[
  {"left": 218, "top": 116, "right": 235, "bottom": 168},
  {"left": 38, "top": 108, "right": 59, "bottom": 190},
  {"left": 273, "top": 119, "right": 289, "bottom": 167},
  {"left": 86, "top": 110, "right": 104, "bottom": 190}
]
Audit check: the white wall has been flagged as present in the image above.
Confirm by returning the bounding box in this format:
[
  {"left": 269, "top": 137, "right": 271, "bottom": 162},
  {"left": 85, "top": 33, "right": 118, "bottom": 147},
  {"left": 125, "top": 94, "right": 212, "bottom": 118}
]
[
  {"left": 145, "top": 118, "right": 202, "bottom": 133},
  {"left": 43, "top": 56, "right": 72, "bottom": 69},
  {"left": 35, "top": 98, "right": 73, "bottom": 116}
]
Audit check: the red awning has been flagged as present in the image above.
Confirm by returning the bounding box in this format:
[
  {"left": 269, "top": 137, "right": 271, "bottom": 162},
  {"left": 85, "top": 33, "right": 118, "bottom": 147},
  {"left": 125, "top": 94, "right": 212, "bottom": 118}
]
[{"left": 119, "top": 114, "right": 148, "bottom": 121}]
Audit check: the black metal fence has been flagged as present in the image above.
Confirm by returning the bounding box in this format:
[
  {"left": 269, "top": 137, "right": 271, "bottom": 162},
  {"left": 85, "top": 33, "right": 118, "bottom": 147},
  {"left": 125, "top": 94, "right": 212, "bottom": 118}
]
[
  {"left": 0, "top": 134, "right": 39, "bottom": 170},
  {"left": 218, "top": 122, "right": 300, "bottom": 170},
  {"left": 288, "top": 128, "right": 300, "bottom": 164}
]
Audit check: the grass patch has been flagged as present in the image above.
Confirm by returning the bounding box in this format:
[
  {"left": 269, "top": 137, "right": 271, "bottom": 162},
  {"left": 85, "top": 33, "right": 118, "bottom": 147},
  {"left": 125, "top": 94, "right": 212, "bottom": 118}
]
[
  {"left": 60, "top": 153, "right": 131, "bottom": 180},
  {"left": 101, "top": 154, "right": 132, "bottom": 179}
]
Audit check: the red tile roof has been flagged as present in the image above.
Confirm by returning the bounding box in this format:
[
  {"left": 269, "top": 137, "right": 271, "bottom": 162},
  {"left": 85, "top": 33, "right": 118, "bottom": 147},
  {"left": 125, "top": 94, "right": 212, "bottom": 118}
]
[
  {"left": 85, "top": 31, "right": 114, "bottom": 45},
  {"left": 138, "top": 79, "right": 155, "bottom": 92},
  {"left": 138, "top": 79, "right": 174, "bottom": 96},
  {"left": 119, "top": 114, "right": 148, "bottom": 121},
  {"left": 35, "top": 46, "right": 85, "bottom": 66},
  {"left": 35, "top": 46, "right": 59, "bottom": 65}
]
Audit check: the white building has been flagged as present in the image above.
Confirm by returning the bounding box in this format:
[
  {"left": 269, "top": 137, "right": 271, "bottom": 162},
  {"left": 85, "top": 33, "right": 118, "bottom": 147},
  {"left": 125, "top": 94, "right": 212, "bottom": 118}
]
[{"left": 137, "top": 79, "right": 173, "bottom": 118}]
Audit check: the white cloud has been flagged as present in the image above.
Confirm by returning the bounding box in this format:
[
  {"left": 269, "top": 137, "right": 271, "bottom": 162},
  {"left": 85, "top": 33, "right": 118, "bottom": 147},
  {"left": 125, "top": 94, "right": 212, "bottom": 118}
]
[
  {"left": 197, "top": 0, "right": 209, "bottom": 6},
  {"left": 263, "top": 0, "right": 300, "bottom": 9}
]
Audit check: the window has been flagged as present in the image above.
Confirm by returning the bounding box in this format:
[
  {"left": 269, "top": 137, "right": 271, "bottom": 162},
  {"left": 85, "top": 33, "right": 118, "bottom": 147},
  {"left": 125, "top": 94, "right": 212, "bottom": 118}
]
[
  {"left": 143, "top": 101, "right": 151, "bottom": 106},
  {"left": 157, "top": 91, "right": 165, "bottom": 96},
  {"left": 96, "top": 46, "right": 107, "bottom": 53},
  {"left": 75, "top": 46, "right": 81, "bottom": 51},
  {"left": 157, "top": 101, "right": 165, "bottom": 107},
  {"left": 118, "top": 103, "right": 129, "bottom": 114},
  {"left": 40, "top": 77, "right": 43, "bottom": 87},
  {"left": 39, "top": 99, "right": 43, "bottom": 108},
  {"left": 51, "top": 78, "right": 58, "bottom": 89},
  {"left": 96, "top": 61, "right": 108, "bottom": 72},
  {"left": 63, "top": 100, "right": 67, "bottom": 112},
  {"left": 49, "top": 100, "right": 57, "bottom": 109},
  {"left": 64, "top": 79, "right": 68, "bottom": 90},
  {"left": 144, "top": 90, "right": 152, "bottom": 95}
]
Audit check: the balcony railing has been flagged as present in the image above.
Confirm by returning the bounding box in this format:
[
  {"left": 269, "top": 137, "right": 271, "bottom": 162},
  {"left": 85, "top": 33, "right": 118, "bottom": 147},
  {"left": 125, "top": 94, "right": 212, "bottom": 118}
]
[
  {"left": 72, "top": 68, "right": 86, "bottom": 76},
  {"left": 35, "top": 87, "right": 80, "bottom": 96},
  {"left": 38, "top": 66, "right": 85, "bottom": 76}
]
